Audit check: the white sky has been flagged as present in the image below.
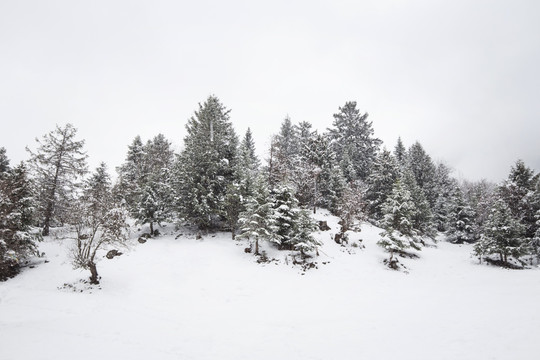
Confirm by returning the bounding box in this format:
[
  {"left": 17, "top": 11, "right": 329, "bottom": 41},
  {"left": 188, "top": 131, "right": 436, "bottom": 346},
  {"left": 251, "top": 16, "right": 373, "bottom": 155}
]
[{"left": 1, "top": 0, "right": 539, "bottom": 182}]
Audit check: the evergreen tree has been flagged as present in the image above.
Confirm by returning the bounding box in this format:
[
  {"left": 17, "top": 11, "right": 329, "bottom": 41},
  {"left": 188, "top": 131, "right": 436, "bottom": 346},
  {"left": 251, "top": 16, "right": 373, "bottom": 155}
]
[
  {"left": 26, "top": 124, "right": 88, "bottom": 235},
  {"left": 401, "top": 168, "right": 434, "bottom": 237},
  {"left": 176, "top": 96, "right": 239, "bottom": 230},
  {"left": 115, "top": 135, "right": 146, "bottom": 206},
  {"left": 236, "top": 128, "right": 260, "bottom": 199},
  {"left": 117, "top": 134, "right": 175, "bottom": 234},
  {"left": 366, "top": 149, "right": 399, "bottom": 220},
  {"left": 0, "top": 147, "right": 9, "bottom": 174},
  {"left": 406, "top": 141, "right": 437, "bottom": 208},
  {"left": 462, "top": 179, "right": 497, "bottom": 241},
  {"left": 271, "top": 184, "right": 300, "bottom": 249},
  {"left": 432, "top": 163, "right": 459, "bottom": 232},
  {"left": 394, "top": 137, "right": 406, "bottom": 168},
  {"left": 327, "top": 101, "right": 381, "bottom": 180},
  {"left": 238, "top": 178, "right": 278, "bottom": 254},
  {"left": 0, "top": 162, "right": 41, "bottom": 280},
  {"left": 474, "top": 198, "right": 525, "bottom": 263},
  {"left": 378, "top": 180, "right": 420, "bottom": 265},
  {"left": 498, "top": 160, "right": 538, "bottom": 239},
  {"left": 446, "top": 189, "right": 475, "bottom": 244},
  {"left": 267, "top": 116, "right": 298, "bottom": 185},
  {"left": 288, "top": 208, "right": 320, "bottom": 257}
]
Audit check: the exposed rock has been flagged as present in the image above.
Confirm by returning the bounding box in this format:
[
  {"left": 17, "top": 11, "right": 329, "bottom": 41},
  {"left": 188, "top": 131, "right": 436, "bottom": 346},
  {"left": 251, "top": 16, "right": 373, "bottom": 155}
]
[{"left": 106, "top": 250, "right": 123, "bottom": 259}]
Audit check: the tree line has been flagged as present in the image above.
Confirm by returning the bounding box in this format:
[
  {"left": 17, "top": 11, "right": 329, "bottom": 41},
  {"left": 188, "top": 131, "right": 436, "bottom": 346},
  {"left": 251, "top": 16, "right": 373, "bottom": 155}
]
[{"left": 1, "top": 96, "right": 539, "bottom": 281}]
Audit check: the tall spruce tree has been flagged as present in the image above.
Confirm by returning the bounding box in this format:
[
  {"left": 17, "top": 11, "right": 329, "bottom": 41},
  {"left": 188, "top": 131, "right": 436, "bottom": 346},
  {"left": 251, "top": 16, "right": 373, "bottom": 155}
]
[
  {"left": 366, "top": 149, "right": 399, "bottom": 220},
  {"left": 378, "top": 179, "right": 420, "bottom": 265},
  {"left": 267, "top": 116, "right": 298, "bottom": 185},
  {"left": 394, "top": 137, "right": 407, "bottom": 168},
  {"left": 0, "top": 162, "right": 41, "bottom": 280},
  {"left": 406, "top": 141, "right": 437, "bottom": 208},
  {"left": 238, "top": 177, "right": 278, "bottom": 255},
  {"left": 26, "top": 124, "right": 88, "bottom": 235},
  {"left": 176, "top": 96, "right": 238, "bottom": 230},
  {"left": 0, "top": 148, "right": 9, "bottom": 174},
  {"left": 474, "top": 198, "right": 525, "bottom": 263},
  {"left": 327, "top": 101, "right": 381, "bottom": 180}
]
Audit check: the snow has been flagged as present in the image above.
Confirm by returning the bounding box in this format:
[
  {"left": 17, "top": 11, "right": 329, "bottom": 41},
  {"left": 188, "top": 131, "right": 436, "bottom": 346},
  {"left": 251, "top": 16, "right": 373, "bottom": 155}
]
[{"left": 1, "top": 211, "right": 540, "bottom": 360}]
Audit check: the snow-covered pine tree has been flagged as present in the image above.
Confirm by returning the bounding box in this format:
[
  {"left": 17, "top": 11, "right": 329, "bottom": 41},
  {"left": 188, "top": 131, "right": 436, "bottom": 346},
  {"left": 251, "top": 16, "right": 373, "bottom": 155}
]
[
  {"left": 271, "top": 184, "right": 300, "bottom": 249},
  {"left": 289, "top": 208, "right": 320, "bottom": 258},
  {"left": 293, "top": 132, "right": 333, "bottom": 213},
  {"left": 267, "top": 116, "right": 299, "bottom": 186},
  {"left": 117, "top": 134, "right": 175, "bottom": 235},
  {"left": 445, "top": 188, "right": 475, "bottom": 244},
  {"left": 366, "top": 149, "right": 399, "bottom": 220},
  {"left": 238, "top": 177, "right": 278, "bottom": 255},
  {"left": 116, "top": 135, "right": 146, "bottom": 206},
  {"left": 498, "top": 160, "right": 538, "bottom": 240},
  {"left": 462, "top": 179, "right": 497, "bottom": 241},
  {"left": 394, "top": 137, "right": 406, "bottom": 169},
  {"left": 432, "top": 162, "right": 459, "bottom": 232},
  {"left": 378, "top": 179, "right": 420, "bottom": 265},
  {"left": 175, "top": 96, "right": 239, "bottom": 230},
  {"left": 236, "top": 128, "right": 260, "bottom": 199},
  {"left": 401, "top": 168, "right": 434, "bottom": 237},
  {"left": 0, "top": 147, "right": 9, "bottom": 174},
  {"left": 26, "top": 124, "right": 88, "bottom": 235},
  {"left": 0, "top": 162, "right": 41, "bottom": 280},
  {"left": 473, "top": 198, "right": 525, "bottom": 264},
  {"left": 406, "top": 141, "right": 437, "bottom": 209},
  {"left": 327, "top": 101, "right": 381, "bottom": 181}
]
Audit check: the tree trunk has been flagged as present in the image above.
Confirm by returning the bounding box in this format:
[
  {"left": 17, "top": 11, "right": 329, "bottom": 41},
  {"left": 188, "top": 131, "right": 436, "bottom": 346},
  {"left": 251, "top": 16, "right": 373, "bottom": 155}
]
[
  {"left": 88, "top": 262, "right": 99, "bottom": 285},
  {"left": 150, "top": 222, "right": 154, "bottom": 236},
  {"left": 255, "top": 238, "right": 259, "bottom": 255}
]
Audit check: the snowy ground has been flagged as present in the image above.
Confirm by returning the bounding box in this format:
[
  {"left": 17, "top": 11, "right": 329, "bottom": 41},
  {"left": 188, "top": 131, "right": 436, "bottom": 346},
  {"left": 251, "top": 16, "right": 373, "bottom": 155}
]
[{"left": 1, "top": 211, "right": 539, "bottom": 360}]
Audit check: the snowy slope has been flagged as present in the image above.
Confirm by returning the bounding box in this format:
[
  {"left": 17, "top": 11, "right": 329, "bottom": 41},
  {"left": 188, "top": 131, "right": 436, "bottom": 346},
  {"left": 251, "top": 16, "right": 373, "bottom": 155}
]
[{"left": 1, "top": 211, "right": 539, "bottom": 360}]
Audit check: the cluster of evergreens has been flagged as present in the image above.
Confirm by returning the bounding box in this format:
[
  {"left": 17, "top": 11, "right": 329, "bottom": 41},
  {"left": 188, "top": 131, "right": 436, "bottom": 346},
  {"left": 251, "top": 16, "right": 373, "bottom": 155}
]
[{"left": 1, "top": 95, "right": 539, "bottom": 281}]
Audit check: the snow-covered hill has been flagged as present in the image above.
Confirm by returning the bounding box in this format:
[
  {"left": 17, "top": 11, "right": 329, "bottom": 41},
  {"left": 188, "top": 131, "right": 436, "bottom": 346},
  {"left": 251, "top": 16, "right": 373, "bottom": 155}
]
[{"left": 1, "top": 211, "right": 539, "bottom": 360}]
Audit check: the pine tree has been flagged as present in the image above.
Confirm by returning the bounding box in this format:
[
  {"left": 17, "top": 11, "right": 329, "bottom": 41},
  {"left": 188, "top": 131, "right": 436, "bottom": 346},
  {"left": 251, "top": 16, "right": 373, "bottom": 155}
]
[
  {"left": 117, "top": 134, "right": 175, "bottom": 235},
  {"left": 236, "top": 128, "right": 260, "bottom": 199},
  {"left": 0, "top": 147, "right": 9, "bottom": 174},
  {"left": 394, "top": 137, "right": 406, "bottom": 168},
  {"left": 366, "top": 149, "right": 399, "bottom": 220},
  {"left": 378, "top": 180, "right": 420, "bottom": 265},
  {"left": 327, "top": 101, "right": 381, "bottom": 180},
  {"left": 432, "top": 163, "right": 459, "bottom": 232},
  {"left": 462, "top": 179, "right": 497, "bottom": 241},
  {"left": 267, "top": 116, "right": 298, "bottom": 185},
  {"left": 238, "top": 178, "right": 278, "bottom": 255},
  {"left": 406, "top": 141, "right": 437, "bottom": 208},
  {"left": 401, "top": 168, "right": 433, "bottom": 237},
  {"left": 474, "top": 198, "right": 525, "bottom": 263},
  {"left": 499, "top": 160, "right": 538, "bottom": 239},
  {"left": 0, "top": 162, "right": 41, "bottom": 280},
  {"left": 289, "top": 208, "right": 320, "bottom": 257},
  {"left": 271, "top": 184, "right": 300, "bottom": 249},
  {"left": 446, "top": 189, "right": 475, "bottom": 244},
  {"left": 26, "top": 124, "right": 88, "bottom": 235},
  {"left": 176, "top": 96, "right": 239, "bottom": 230}
]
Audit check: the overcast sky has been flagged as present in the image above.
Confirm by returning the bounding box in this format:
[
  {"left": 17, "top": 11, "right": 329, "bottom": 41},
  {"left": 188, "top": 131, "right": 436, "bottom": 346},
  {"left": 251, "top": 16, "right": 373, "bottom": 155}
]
[{"left": 1, "top": 0, "right": 539, "bottom": 182}]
